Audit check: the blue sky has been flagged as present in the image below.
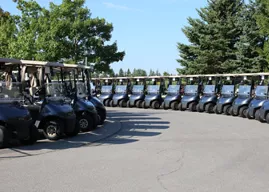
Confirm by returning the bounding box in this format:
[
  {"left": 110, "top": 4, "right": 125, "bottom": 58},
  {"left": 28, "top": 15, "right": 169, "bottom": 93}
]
[{"left": 1, "top": 0, "right": 208, "bottom": 75}]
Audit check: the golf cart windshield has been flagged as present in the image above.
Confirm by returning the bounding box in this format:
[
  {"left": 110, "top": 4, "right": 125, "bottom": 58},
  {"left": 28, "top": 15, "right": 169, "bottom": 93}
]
[
  {"left": 101, "top": 85, "right": 112, "bottom": 94},
  {"left": 167, "top": 85, "right": 180, "bottom": 95},
  {"left": 255, "top": 86, "right": 268, "bottom": 97},
  {"left": 46, "top": 83, "right": 65, "bottom": 98},
  {"left": 221, "top": 85, "right": 234, "bottom": 96},
  {"left": 203, "top": 85, "right": 215, "bottom": 95},
  {"left": 115, "top": 85, "right": 127, "bottom": 94},
  {"left": 238, "top": 85, "right": 251, "bottom": 97},
  {"left": 184, "top": 85, "right": 198, "bottom": 96},
  {"left": 76, "top": 82, "right": 87, "bottom": 97},
  {"left": 147, "top": 85, "right": 160, "bottom": 94},
  {"left": 0, "top": 82, "right": 23, "bottom": 102},
  {"left": 132, "top": 85, "right": 144, "bottom": 94}
]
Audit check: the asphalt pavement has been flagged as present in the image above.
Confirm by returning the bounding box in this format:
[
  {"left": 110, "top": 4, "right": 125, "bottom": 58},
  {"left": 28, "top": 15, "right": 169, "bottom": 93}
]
[{"left": 1, "top": 108, "right": 269, "bottom": 192}]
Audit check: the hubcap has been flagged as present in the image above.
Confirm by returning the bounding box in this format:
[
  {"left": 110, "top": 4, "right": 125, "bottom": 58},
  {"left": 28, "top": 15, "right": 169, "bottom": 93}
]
[
  {"left": 47, "top": 125, "right": 57, "bottom": 137},
  {"left": 79, "top": 119, "right": 89, "bottom": 129}
]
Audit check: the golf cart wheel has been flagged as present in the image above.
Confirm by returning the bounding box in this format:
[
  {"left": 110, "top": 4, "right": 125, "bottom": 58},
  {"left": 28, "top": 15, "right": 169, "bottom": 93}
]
[
  {"left": 239, "top": 106, "right": 248, "bottom": 118},
  {"left": 255, "top": 110, "right": 260, "bottom": 120},
  {"left": 20, "top": 124, "right": 39, "bottom": 145},
  {"left": 136, "top": 100, "right": 142, "bottom": 108},
  {"left": 223, "top": 105, "right": 231, "bottom": 116},
  {"left": 152, "top": 101, "right": 160, "bottom": 109},
  {"left": 178, "top": 103, "right": 185, "bottom": 111},
  {"left": 109, "top": 100, "right": 114, "bottom": 107},
  {"left": 104, "top": 99, "right": 110, "bottom": 107},
  {"left": 171, "top": 101, "right": 178, "bottom": 110},
  {"left": 196, "top": 105, "right": 201, "bottom": 112},
  {"left": 246, "top": 109, "right": 252, "bottom": 119},
  {"left": 213, "top": 105, "right": 217, "bottom": 114},
  {"left": 127, "top": 100, "right": 131, "bottom": 108},
  {"left": 189, "top": 102, "right": 197, "bottom": 112},
  {"left": 119, "top": 100, "right": 127, "bottom": 108},
  {"left": 43, "top": 120, "right": 63, "bottom": 140},
  {"left": 162, "top": 103, "right": 168, "bottom": 110},
  {"left": 0, "top": 125, "right": 10, "bottom": 148},
  {"left": 266, "top": 113, "right": 269, "bottom": 124},
  {"left": 205, "top": 103, "right": 214, "bottom": 113},
  {"left": 76, "top": 114, "right": 94, "bottom": 132},
  {"left": 142, "top": 101, "right": 148, "bottom": 109}
]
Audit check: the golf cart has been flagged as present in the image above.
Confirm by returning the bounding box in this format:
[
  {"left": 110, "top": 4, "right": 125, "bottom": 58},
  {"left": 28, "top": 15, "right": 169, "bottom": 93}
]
[
  {"left": 0, "top": 58, "right": 39, "bottom": 148},
  {"left": 142, "top": 77, "right": 165, "bottom": 109},
  {"left": 197, "top": 76, "right": 219, "bottom": 113},
  {"left": 21, "top": 60, "right": 77, "bottom": 140},
  {"left": 178, "top": 76, "right": 202, "bottom": 111},
  {"left": 98, "top": 78, "right": 114, "bottom": 107},
  {"left": 127, "top": 77, "right": 146, "bottom": 108},
  {"left": 230, "top": 76, "right": 254, "bottom": 117},
  {"left": 161, "top": 76, "right": 181, "bottom": 110},
  {"left": 246, "top": 75, "right": 268, "bottom": 120},
  {"left": 214, "top": 76, "right": 237, "bottom": 115},
  {"left": 55, "top": 64, "right": 99, "bottom": 132},
  {"left": 110, "top": 77, "right": 130, "bottom": 107}
]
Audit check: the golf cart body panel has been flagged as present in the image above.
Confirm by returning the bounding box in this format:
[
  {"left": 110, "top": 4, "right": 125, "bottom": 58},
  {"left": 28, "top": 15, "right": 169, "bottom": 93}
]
[
  {"left": 129, "top": 85, "right": 145, "bottom": 106},
  {"left": 259, "top": 101, "right": 269, "bottom": 121},
  {"left": 0, "top": 82, "right": 34, "bottom": 139},
  {"left": 112, "top": 85, "right": 129, "bottom": 105},
  {"left": 144, "top": 85, "right": 163, "bottom": 107},
  {"left": 198, "top": 85, "right": 217, "bottom": 110},
  {"left": 216, "top": 85, "right": 236, "bottom": 113},
  {"left": 88, "top": 95, "right": 106, "bottom": 120},
  {"left": 232, "top": 85, "right": 253, "bottom": 115},
  {"left": 181, "top": 85, "right": 200, "bottom": 109},
  {"left": 98, "top": 85, "right": 113, "bottom": 103},
  {"left": 163, "top": 85, "right": 181, "bottom": 108},
  {"left": 247, "top": 85, "right": 268, "bottom": 118}
]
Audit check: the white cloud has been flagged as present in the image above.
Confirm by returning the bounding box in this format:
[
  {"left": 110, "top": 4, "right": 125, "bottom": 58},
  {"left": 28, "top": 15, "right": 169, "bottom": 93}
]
[{"left": 102, "top": 2, "right": 143, "bottom": 12}]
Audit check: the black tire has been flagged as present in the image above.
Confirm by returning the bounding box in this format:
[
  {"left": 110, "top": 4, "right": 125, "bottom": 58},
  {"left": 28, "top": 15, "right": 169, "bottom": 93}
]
[
  {"left": 196, "top": 104, "right": 201, "bottom": 112},
  {"left": 239, "top": 106, "right": 248, "bottom": 118},
  {"left": 152, "top": 101, "right": 160, "bottom": 109},
  {"left": 215, "top": 106, "right": 221, "bottom": 114},
  {"left": 43, "top": 120, "right": 63, "bottom": 140},
  {"left": 98, "top": 110, "right": 106, "bottom": 125},
  {"left": 109, "top": 100, "right": 114, "bottom": 107},
  {"left": 171, "top": 102, "right": 178, "bottom": 110},
  {"left": 223, "top": 105, "right": 231, "bottom": 116},
  {"left": 205, "top": 103, "right": 214, "bottom": 113},
  {"left": 189, "top": 102, "right": 197, "bottom": 112},
  {"left": 266, "top": 113, "right": 269, "bottom": 124},
  {"left": 142, "top": 101, "right": 148, "bottom": 109},
  {"left": 178, "top": 103, "right": 185, "bottom": 111},
  {"left": 77, "top": 114, "right": 95, "bottom": 132},
  {"left": 127, "top": 100, "right": 131, "bottom": 108},
  {"left": 229, "top": 106, "right": 234, "bottom": 116},
  {"left": 104, "top": 100, "right": 109, "bottom": 106},
  {"left": 119, "top": 100, "right": 127, "bottom": 108},
  {"left": 20, "top": 124, "right": 39, "bottom": 145},
  {"left": 255, "top": 109, "right": 260, "bottom": 120},
  {"left": 136, "top": 100, "right": 142, "bottom": 108},
  {"left": 213, "top": 105, "right": 217, "bottom": 114},
  {"left": 0, "top": 125, "right": 9, "bottom": 148},
  {"left": 246, "top": 109, "right": 253, "bottom": 119}
]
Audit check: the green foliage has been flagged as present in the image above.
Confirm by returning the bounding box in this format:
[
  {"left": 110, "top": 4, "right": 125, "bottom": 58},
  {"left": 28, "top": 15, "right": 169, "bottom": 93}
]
[
  {"left": 149, "top": 69, "right": 156, "bottom": 76},
  {"left": 176, "top": 0, "right": 267, "bottom": 74},
  {"left": 132, "top": 68, "right": 147, "bottom": 76},
  {"left": 2, "top": 0, "right": 125, "bottom": 73},
  {"left": 118, "top": 68, "right": 124, "bottom": 77},
  {"left": 163, "top": 71, "right": 170, "bottom": 76},
  {"left": 126, "top": 69, "right": 132, "bottom": 77}
]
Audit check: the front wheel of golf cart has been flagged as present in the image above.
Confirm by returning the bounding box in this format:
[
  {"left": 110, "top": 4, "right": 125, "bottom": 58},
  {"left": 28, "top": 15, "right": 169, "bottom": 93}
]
[
  {"left": 20, "top": 125, "right": 39, "bottom": 145},
  {"left": 0, "top": 126, "right": 10, "bottom": 148},
  {"left": 255, "top": 110, "right": 260, "bottom": 120},
  {"left": 223, "top": 105, "right": 231, "bottom": 116},
  {"left": 77, "top": 114, "right": 95, "bottom": 132},
  {"left": 127, "top": 100, "right": 131, "bottom": 108},
  {"left": 142, "top": 101, "right": 148, "bottom": 109},
  {"left": 205, "top": 103, "right": 214, "bottom": 113},
  {"left": 189, "top": 102, "right": 197, "bottom": 112},
  {"left": 152, "top": 101, "right": 160, "bottom": 109},
  {"left": 109, "top": 100, "right": 115, "bottom": 107},
  {"left": 246, "top": 109, "right": 253, "bottom": 119},
  {"left": 196, "top": 105, "right": 201, "bottom": 112},
  {"left": 43, "top": 120, "right": 63, "bottom": 140},
  {"left": 178, "top": 103, "right": 185, "bottom": 111},
  {"left": 266, "top": 113, "right": 269, "bottom": 124},
  {"left": 119, "top": 100, "right": 127, "bottom": 108},
  {"left": 105, "top": 99, "right": 110, "bottom": 107},
  {"left": 239, "top": 106, "right": 248, "bottom": 118},
  {"left": 213, "top": 105, "right": 217, "bottom": 114},
  {"left": 171, "top": 101, "right": 178, "bottom": 110},
  {"left": 136, "top": 100, "right": 143, "bottom": 108}
]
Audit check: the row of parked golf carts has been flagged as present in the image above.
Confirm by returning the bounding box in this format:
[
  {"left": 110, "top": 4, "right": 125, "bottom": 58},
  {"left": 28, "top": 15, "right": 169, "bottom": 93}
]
[
  {"left": 95, "top": 74, "right": 269, "bottom": 123},
  {"left": 0, "top": 58, "right": 106, "bottom": 148}
]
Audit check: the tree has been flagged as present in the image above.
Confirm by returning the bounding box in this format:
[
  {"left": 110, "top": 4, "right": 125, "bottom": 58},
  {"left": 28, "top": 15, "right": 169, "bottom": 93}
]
[
  {"left": 163, "top": 71, "right": 170, "bottom": 76},
  {"left": 155, "top": 69, "right": 161, "bottom": 76},
  {"left": 118, "top": 68, "right": 124, "bottom": 77},
  {"left": 149, "top": 69, "right": 155, "bottom": 76},
  {"left": 255, "top": 0, "right": 269, "bottom": 67},
  {"left": 8, "top": 0, "right": 125, "bottom": 73},
  {"left": 133, "top": 68, "right": 147, "bottom": 76},
  {"left": 126, "top": 69, "right": 132, "bottom": 77},
  {"left": 177, "top": 0, "right": 244, "bottom": 74}
]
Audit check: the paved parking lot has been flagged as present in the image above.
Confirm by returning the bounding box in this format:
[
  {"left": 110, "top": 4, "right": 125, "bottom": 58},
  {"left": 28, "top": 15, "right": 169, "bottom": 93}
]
[{"left": 1, "top": 108, "right": 269, "bottom": 192}]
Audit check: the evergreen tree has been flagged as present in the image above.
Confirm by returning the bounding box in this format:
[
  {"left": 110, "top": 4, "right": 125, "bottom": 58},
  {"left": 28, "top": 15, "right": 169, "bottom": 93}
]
[
  {"left": 118, "top": 68, "right": 124, "bottom": 77},
  {"left": 177, "top": 0, "right": 244, "bottom": 74},
  {"left": 155, "top": 69, "right": 161, "bottom": 76},
  {"left": 149, "top": 69, "right": 156, "bottom": 76},
  {"left": 126, "top": 69, "right": 132, "bottom": 77}
]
